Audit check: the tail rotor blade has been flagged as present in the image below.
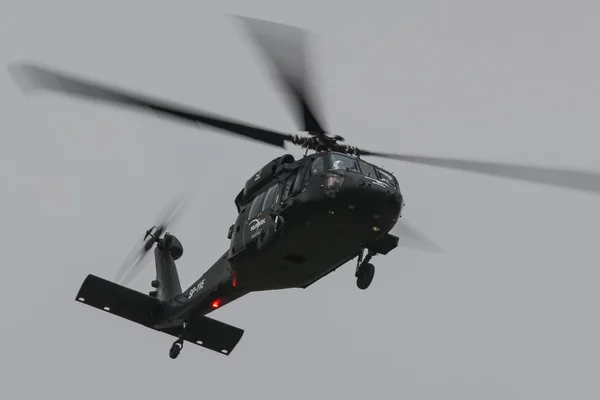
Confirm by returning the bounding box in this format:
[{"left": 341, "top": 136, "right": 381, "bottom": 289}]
[
  {"left": 155, "top": 189, "right": 194, "bottom": 233},
  {"left": 115, "top": 240, "right": 151, "bottom": 285},
  {"left": 114, "top": 190, "right": 194, "bottom": 286}
]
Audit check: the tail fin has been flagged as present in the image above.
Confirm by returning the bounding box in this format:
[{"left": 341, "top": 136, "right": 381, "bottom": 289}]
[{"left": 152, "top": 236, "right": 183, "bottom": 301}]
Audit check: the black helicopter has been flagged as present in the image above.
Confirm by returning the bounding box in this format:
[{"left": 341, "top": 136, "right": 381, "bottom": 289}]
[{"left": 9, "top": 16, "right": 600, "bottom": 360}]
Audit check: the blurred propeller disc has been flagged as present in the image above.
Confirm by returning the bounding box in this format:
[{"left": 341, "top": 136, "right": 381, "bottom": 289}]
[
  {"left": 9, "top": 18, "right": 600, "bottom": 200},
  {"left": 115, "top": 189, "right": 193, "bottom": 286},
  {"left": 391, "top": 219, "right": 443, "bottom": 254}
]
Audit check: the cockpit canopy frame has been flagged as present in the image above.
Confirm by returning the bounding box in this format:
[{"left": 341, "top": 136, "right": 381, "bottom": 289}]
[{"left": 326, "top": 152, "right": 399, "bottom": 189}]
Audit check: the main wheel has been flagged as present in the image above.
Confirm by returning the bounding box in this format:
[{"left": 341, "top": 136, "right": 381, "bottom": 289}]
[{"left": 356, "top": 262, "right": 375, "bottom": 290}]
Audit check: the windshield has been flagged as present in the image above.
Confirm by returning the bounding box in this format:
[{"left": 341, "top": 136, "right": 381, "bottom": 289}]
[
  {"left": 328, "top": 153, "right": 399, "bottom": 189},
  {"left": 376, "top": 168, "right": 398, "bottom": 188},
  {"left": 329, "top": 153, "right": 359, "bottom": 172},
  {"left": 358, "top": 160, "right": 377, "bottom": 178}
]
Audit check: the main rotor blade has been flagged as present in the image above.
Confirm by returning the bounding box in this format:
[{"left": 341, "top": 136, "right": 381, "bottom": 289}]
[
  {"left": 362, "top": 150, "right": 600, "bottom": 195},
  {"left": 392, "top": 220, "right": 443, "bottom": 254},
  {"left": 235, "top": 16, "right": 327, "bottom": 135},
  {"left": 8, "top": 62, "right": 295, "bottom": 148}
]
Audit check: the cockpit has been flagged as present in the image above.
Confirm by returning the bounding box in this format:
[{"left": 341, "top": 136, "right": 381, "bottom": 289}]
[{"left": 327, "top": 152, "right": 399, "bottom": 189}]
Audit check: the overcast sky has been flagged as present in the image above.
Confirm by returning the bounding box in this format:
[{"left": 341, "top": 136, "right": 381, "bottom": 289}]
[{"left": 2, "top": 1, "right": 600, "bottom": 399}]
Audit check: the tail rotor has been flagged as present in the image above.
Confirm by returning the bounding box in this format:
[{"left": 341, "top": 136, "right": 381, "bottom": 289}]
[{"left": 115, "top": 190, "right": 193, "bottom": 286}]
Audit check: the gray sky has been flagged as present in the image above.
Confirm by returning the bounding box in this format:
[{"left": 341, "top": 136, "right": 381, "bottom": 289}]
[{"left": 2, "top": 1, "right": 600, "bottom": 398}]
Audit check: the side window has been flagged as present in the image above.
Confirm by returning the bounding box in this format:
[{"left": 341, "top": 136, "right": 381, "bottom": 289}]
[
  {"left": 358, "top": 160, "right": 377, "bottom": 178},
  {"left": 292, "top": 167, "right": 304, "bottom": 194},
  {"left": 248, "top": 192, "right": 265, "bottom": 218},
  {"left": 281, "top": 170, "right": 298, "bottom": 201},
  {"left": 330, "top": 154, "right": 359, "bottom": 172},
  {"left": 310, "top": 157, "right": 324, "bottom": 175},
  {"left": 261, "top": 184, "right": 278, "bottom": 211},
  {"left": 302, "top": 157, "right": 323, "bottom": 187},
  {"left": 273, "top": 184, "right": 282, "bottom": 204}
]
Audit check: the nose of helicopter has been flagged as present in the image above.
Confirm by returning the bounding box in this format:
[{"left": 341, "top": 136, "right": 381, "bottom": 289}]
[
  {"left": 358, "top": 178, "right": 404, "bottom": 231},
  {"left": 323, "top": 171, "right": 404, "bottom": 234}
]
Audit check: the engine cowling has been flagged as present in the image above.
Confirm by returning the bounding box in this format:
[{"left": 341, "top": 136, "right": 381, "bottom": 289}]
[{"left": 243, "top": 154, "right": 294, "bottom": 199}]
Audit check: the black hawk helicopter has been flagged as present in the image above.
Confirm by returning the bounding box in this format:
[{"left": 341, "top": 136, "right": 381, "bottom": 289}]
[{"left": 9, "top": 16, "right": 600, "bottom": 360}]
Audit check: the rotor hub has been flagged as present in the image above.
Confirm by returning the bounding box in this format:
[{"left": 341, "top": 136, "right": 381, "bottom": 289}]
[{"left": 292, "top": 133, "right": 360, "bottom": 156}]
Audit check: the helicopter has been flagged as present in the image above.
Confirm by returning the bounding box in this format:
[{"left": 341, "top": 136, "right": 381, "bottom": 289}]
[{"left": 9, "top": 15, "right": 600, "bottom": 360}]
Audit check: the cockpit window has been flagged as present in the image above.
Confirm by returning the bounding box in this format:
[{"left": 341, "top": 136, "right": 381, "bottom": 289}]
[
  {"left": 376, "top": 168, "right": 398, "bottom": 188},
  {"left": 310, "top": 157, "right": 324, "bottom": 175},
  {"left": 249, "top": 192, "right": 265, "bottom": 218},
  {"left": 262, "top": 184, "right": 278, "bottom": 210},
  {"left": 358, "top": 160, "right": 377, "bottom": 178},
  {"left": 330, "top": 154, "right": 359, "bottom": 172}
]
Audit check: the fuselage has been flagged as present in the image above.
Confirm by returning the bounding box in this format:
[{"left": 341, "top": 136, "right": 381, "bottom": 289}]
[
  {"left": 228, "top": 151, "right": 404, "bottom": 292},
  {"left": 162, "top": 151, "right": 404, "bottom": 325}
]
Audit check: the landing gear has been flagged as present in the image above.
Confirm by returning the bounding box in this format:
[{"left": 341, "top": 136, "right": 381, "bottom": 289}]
[
  {"left": 168, "top": 321, "right": 188, "bottom": 359},
  {"left": 169, "top": 339, "right": 183, "bottom": 359},
  {"left": 357, "top": 263, "right": 375, "bottom": 289},
  {"left": 355, "top": 249, "right": 376, "bottom": 290}
]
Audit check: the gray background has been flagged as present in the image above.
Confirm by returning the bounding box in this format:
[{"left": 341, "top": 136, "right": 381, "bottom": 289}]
[{"left": 2, "top": 0, "right": 599, "bottom": 399}]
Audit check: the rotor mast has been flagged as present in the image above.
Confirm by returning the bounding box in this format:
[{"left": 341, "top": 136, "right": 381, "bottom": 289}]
[{"left": 291, "top": 131, "right": 362, "bottom": 157}]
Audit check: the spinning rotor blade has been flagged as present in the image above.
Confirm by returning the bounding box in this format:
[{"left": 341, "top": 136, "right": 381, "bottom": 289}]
[
  {"left": 115, "top": 190, "right": 193, "bottom": 286},
  {"left": 392, "top": 220, "right": 443, "bottom": 254},
  {"left": 8, "top": 62, "right": 296, "bottom": 148},
  {"left": 360, "top": 150, "right": 600, "bottom": 195},
  {"left": 235, "top": 16, "right": 327, "bottom": 135},
  {"left": 115, "top": 238, "right": 151, "bottom": 286}
]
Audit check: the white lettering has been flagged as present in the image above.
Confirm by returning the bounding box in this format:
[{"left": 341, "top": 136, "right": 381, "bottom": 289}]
[
  {"left": 188, "top": 279, "right": 205, "bottom": 299},
  {"left": 249, "top": 218, "right": 266, "bottom": 231}
]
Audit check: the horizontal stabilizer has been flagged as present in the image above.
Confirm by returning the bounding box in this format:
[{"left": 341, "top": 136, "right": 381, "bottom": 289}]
[
  {"left": 75, "top": 274, "right": 160, "bottom": 327},
  {"left": 75, "top": 274, "right": 244, "bottom": 356},
  {"left": 160, "top": 317, "right": 245, "bottom": 356}
]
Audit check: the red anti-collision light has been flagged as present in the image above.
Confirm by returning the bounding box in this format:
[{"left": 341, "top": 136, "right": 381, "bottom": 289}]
[{"left": 212, "top": 299, "right": 221, "bottom": 309}]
